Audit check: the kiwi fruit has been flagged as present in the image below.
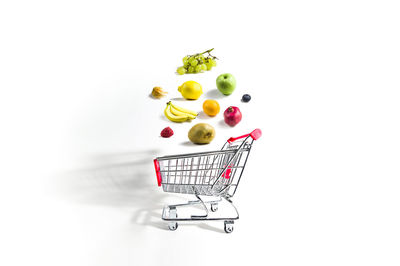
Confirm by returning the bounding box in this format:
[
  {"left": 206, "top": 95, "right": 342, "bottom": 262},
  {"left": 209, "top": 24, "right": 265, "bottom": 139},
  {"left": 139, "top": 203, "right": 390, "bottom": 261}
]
[{"left": 188, "top": 123, "right": 215, "bottom": 144}]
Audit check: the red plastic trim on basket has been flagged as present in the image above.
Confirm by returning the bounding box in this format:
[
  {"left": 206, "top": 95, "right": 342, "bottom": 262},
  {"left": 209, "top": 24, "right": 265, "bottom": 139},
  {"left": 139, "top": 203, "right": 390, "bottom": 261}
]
[
  {"left": 222, "top": 165, "right": 232, "bottom": 179},
  {"left": 153, "top": 159, "right": 162, "bottom": 187}
]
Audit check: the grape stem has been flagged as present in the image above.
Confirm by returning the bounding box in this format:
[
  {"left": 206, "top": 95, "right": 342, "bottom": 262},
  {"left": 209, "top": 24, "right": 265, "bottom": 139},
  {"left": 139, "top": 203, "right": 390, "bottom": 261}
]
[
  {"left": 200, "top": 48, "right": 214, "bottom": 55},
  {"left": 189, "top": 48, "right": 218, "bottom": 60}
]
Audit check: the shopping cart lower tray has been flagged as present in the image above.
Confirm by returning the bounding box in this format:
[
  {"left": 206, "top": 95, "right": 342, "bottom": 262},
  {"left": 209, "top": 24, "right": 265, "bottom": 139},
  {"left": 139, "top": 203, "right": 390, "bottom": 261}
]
[{"left": 153, "top": 129, "right": 262, "bottom": 233}]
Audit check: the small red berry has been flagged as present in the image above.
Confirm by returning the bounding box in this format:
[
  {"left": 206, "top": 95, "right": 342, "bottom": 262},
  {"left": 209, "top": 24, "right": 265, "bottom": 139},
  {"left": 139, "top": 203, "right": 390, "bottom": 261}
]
[{"left": 160, "top": 127, "right": 174, "bottom": 138}]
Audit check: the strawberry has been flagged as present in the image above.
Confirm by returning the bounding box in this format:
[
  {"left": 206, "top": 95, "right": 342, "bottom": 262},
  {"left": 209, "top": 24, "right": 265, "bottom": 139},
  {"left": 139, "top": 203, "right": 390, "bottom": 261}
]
[{"left": 160, "top": 127, "right": 174, "bottom": 138}]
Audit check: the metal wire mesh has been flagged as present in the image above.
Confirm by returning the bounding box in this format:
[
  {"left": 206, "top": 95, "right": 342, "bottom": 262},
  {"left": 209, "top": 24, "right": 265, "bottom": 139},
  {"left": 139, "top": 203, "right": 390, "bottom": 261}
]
[{"left": 157, "top": 142, "right": 252, "bottom": 197}]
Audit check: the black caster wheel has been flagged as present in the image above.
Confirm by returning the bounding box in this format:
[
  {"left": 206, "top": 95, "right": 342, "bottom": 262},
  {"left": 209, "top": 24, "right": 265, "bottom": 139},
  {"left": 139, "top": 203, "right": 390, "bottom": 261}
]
[
  {"left": 224, "top": 220, "right": 234, "bottom": 233},
  {"left": 168, "top": 222, "right": 178, "bottom": 231}
]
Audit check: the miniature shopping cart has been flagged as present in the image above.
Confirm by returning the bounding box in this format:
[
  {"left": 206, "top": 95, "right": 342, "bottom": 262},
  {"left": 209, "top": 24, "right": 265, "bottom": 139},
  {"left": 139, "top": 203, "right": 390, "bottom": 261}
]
[{"left": 153, "top": 129, "right": 262, "bottom": 233}]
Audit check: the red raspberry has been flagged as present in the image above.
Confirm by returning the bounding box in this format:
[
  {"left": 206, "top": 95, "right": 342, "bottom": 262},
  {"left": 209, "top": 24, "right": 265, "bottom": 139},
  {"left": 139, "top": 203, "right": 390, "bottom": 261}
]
[{"left": 160, "top": 127, "right": 174, "bottom": 138}]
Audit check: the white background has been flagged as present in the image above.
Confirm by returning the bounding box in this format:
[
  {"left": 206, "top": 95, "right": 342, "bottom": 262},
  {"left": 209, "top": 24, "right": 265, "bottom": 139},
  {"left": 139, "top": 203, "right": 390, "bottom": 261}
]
[{"left": 1, "top": 0, "right": 400, "bottom": 265}]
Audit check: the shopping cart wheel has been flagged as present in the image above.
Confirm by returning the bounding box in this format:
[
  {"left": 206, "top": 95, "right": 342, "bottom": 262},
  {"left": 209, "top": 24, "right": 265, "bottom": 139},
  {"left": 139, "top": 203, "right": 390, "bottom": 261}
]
[
  {"left": 168, "top": 222, "right": 178, "bottom": 231},
  {"left": 168, "top": 207, "right": 178, "bottom": 231},
  {"left": 211, "top": 203, "right": 218, "bottom": 212},
  {"left": 224, "top": 220, "right": 234, "bottom": 233}
]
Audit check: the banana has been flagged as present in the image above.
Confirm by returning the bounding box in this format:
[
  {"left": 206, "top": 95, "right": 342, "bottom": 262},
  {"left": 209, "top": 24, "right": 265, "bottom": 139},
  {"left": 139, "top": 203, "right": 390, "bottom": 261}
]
[
  {"left": 170, "top": 104, "right": 196, "bottom": 119},
  {"left": 164, "top": 103, "right": 191, "bottom": 122},
  {"left": 169, "top": 101, "right": 198, "bottom": 117}
]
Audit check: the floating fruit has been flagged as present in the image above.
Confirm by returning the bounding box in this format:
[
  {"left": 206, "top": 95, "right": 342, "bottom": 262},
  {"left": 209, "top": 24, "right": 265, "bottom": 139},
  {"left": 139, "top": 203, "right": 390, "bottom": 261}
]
[
  {"left": 160, "top": 127, "right": 174, "bottom": 138},
  {"left": 177, "top": 67, "right": 187, "bottom": 75},
  {"left": 178, "top": 81, "right": 203, "bottom": 100},
  {"left": 177, "top": 48, "right": 218, "bottom": 74},
  {"left": 242, "top": 94, "right": 251, "bottom": 102},
  {"left": 151, "top": 86, "right": 167, "bottom": 99},
  {"left": 202, "top": 99, "right": 220, "bottom": 117},
  {"left": 164, "top": 101, "right": 198, "bottom": 123},
  {"left": 188, "top": 123, "right": 215, "bottom": 144},
  {"left": 170, "top": 101, "right": 198, "bottom": 117},
  {"left": 216, "top": 73, "right": 236, "bottom": 95},
  {"left": 224, "top": 106, "right": 242, "bottom": 126}
]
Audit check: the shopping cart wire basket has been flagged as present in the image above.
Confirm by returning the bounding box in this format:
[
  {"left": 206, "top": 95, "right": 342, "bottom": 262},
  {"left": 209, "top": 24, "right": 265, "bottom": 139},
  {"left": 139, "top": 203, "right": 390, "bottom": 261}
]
[{"left": 153, "top": 128, "right": 262, "bottom": 233}]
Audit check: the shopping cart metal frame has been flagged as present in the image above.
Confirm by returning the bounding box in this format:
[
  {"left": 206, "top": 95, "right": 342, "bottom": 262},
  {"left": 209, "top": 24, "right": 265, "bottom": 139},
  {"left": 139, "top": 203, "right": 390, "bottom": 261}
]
[{"left": 154, "top": 129, "right": 262, "bottom": 233}]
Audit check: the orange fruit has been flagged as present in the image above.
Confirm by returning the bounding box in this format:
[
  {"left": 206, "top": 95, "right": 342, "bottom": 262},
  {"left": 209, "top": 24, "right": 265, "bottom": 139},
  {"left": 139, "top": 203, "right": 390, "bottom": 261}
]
[{"left": 203, "top": 99, "right": 220, "bottom": 117}]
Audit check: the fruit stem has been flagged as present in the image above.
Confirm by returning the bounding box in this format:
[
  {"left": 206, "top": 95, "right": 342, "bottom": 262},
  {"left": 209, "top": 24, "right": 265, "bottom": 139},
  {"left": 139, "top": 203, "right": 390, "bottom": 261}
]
[
  {"left": 228, "top": 107, "right": 233, "bottom": 112},
  {"left": 189, "top": 48, "right": 218, "bottom": 60},
  {"left": 200, "top": 48, "right": 214, "bottom": 55}
]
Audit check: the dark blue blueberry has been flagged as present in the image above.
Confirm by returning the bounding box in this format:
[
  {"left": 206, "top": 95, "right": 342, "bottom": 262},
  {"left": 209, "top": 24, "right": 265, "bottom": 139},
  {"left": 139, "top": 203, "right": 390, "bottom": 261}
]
[{"left": 242, "top": 94, "right": 251, "bottom": 102}]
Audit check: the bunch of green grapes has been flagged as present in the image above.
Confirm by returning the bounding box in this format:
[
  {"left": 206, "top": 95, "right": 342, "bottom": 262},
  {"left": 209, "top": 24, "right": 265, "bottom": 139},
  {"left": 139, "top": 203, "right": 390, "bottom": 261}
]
[{"left": 177, "top": 48, "right": 218, "bottom": 75}]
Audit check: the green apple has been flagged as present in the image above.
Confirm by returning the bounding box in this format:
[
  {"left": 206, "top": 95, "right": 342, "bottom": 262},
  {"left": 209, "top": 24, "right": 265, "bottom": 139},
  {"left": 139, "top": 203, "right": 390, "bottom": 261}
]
[{"left": 216, "top": 73, "right": 236, "bottom": 95}]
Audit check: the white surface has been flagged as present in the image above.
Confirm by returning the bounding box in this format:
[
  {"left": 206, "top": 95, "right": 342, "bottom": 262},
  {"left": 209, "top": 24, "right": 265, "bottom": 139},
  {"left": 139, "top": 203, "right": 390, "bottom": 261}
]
[{"left": 1, "top": 0, "right": 400, "bottom": 265}]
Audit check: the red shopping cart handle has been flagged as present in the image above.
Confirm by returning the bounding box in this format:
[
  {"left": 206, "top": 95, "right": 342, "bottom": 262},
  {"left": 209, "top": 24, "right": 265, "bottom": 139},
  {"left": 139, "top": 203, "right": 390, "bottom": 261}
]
[{"left": 227, "top": 128, "right": 262, "bottom": 143}]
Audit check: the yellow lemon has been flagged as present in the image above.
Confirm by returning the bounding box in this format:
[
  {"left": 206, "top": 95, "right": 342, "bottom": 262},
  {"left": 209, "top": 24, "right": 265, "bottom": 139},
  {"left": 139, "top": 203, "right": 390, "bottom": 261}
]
[{"left": 178, "top": 81, "right": 203, "bottom": 100}]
